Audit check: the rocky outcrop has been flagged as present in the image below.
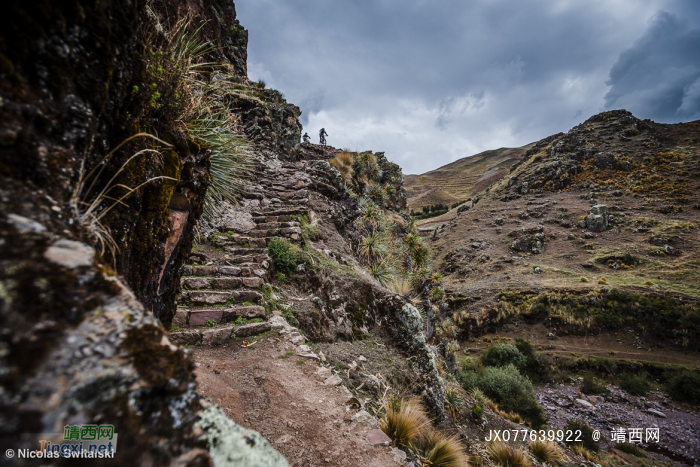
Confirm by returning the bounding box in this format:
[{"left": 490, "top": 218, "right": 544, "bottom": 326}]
[
  {"left": 509, "top": 225, "right": 546, "bottom": 254},
  {"left": 0, "top": 0, "right": 293, "bottom": 464},
  {"left": 586, "top": 204, "right": 610, "bottom": 232}
]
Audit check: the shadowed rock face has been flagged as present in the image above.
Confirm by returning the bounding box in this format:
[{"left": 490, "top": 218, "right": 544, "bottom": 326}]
[{"left": 0, "top": 0, "right": 289, "bottom": 464}]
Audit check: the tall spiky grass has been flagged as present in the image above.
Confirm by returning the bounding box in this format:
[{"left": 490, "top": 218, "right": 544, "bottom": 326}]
[
  {"left": 360, "top": 230, "right": 385, "bottom": 263},
  {"left": 185, "top": 110, "right": 252, "bottom": 227},
  {"left": 414, "top": 431, "right": 470, "bottom": 467},
  {"left": 487, "top": 441, "right": 532, "bottom": 467},
  {"left": 369, "top": 260, "right": 392, "bottom": 286},
  {"left": 157, "top": 18, "right": 252, "bottom": 232},
  {"left": 379, "top": 398, "right": 431, "bottom": 448},
  {"left": 70, "top": 133, "right": 176, "bottom": 258},
  {"left": 529, "top": 440, "right": 564, "bottom": 465}
]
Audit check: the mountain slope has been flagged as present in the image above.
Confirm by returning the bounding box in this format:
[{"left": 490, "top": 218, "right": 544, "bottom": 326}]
[{"left": 404, "top": 145, "right": 533, "bottom": 210}]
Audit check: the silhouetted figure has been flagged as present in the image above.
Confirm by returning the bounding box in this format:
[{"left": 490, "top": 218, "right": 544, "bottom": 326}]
[
  {"left": 319, "top": 128, "right": 328, "bottom": 146},
  {"left": 302, "top": 132, "right": 310, "bottom": 143}
]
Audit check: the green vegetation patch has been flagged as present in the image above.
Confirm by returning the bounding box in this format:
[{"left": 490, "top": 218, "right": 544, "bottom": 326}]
[
  {"left": 499, "top": 289, "right": 700, "bottom": 349},
  {"left": 460, "top": 357, "right": 545, "bottom": 428}
]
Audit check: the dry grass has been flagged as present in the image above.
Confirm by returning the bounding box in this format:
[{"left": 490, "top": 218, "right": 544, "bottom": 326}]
[
  {"left": 487, "top": 441, "right": 532, "bottom": 467},
  {"left": 330, "top": 151, "right": 355, "bottom": 180},
  {"left": 386, "top": 276, "right": 413, "bottom": 296},
  {"left": 484, "top": 398, "right": 523, "bottom": 424},
  {"left": 529, "top": 440, "right": 564, "bottom": 465},
  {"left": 571, "top": 444, "right": 597, "bottom": 462},
  {"left": 70, "top": 133, "right": 176, "bottom": 259},
  {"left": 414, "top": 431, "right": 470, "bottom": 467},
  {"left": 379, "top": 398, "right": 431, "bottom": 448}
]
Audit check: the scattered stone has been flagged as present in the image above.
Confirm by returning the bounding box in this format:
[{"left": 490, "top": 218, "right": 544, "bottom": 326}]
[
  {"left": 366, "top": 429, "right": 391, "bottom": 446},
  {"left": 575, "top": 398, "right": 596, "bottom": 410},
  {"left": 646, "top": 409, "right": 667, "bottom": 418},
  {"left": 391, "top": 448, "right": 407, "bottom": 463},
  {"left": 533, "top": 266, "right": 543, "bottom": 274},
  {"left": 44, "top": 239, "right": 94, "bottom": 268},
  {"left": 8, "top": 213, "right": 46, "bottom": 233},
  {"left": 587, "top": 395, "right": 604, "bottom": 404},
  {"left": 275, "top": 434, "right": 293, "bottom": 444},
  {"left": 348, "top": 410, "right": 380, "bottom": 433},
  {"left": 314, "top": 367, "right": 332, "bottom": 381},
  {"left": 324, "top": 374, "right": 343, "bottom": 386}
]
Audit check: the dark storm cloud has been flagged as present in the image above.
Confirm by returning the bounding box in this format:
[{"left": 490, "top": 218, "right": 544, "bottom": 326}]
[
  {"left": 236, "top": 1, "right": 700, "bottom": 173},
  {"left": 605, "top": 11, "right": 700, "bottom": 121}
]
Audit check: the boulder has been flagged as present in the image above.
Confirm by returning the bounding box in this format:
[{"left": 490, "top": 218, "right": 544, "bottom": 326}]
[{"left": 586, "top": 204, "right": 609, "bottom": 232}]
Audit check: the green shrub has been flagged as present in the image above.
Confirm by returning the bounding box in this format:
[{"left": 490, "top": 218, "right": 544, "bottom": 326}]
[
  {"left": 481, "top": 344, "right": 527, "bottom": 370},
  {"left": 581, "top": 372, "right": 609, "bottom": 395},
  {"left": 619, "top": 373, "right": 651, "bottom": 396},
  {"left": 666, "top": 370, "right": 700, "bottom": 404},
  {"left": 205, "top": 319, "right": 217, "bottom": 327},
  {"left": 564, "top": 420, "right": 599, "bottom": 452},
  {"left": 460, "top": 363, "right": 545, "bottom": 428},
  {"left": 268, "top": 238, "right": 300, "bottom": 274},
  {"left": 614, "top": 443, "right": 646, "bottom": 457},
  {"left": 471, "top": 403, "right": 484, "bottom": 419}
]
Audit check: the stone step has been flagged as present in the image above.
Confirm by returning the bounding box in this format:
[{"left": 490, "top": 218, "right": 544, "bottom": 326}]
[
  {"left": 248, "top": 227, "right": 301, "bottom": 238},
  {"left": 173, "top": 306, "right": 267, "bottom": 331},
  {"left": 251, "top": 214, "right": 297, "bottom": 223},
  {"left": 182, "top": 265, "right": 249, "bottom": 277},
  {"left": 251, "top": 207, "right": 309, "bottom": 217},
  {"left": 268, "top": 198, "right": 308, "bottom": 206},
  {"left": 254, "top": 221, "right": 300, "bottom": 230},
  {"left": 232, "top": 321, "right": 272, "bottom": 338},
  {"left": 183, "top": 282, "right": 265, "bottom": 304},
  {"left": 224, "top": 247, "right": 267, "bottom": 256},
  {"left": 222, "top": 236, "right": 268, "bottom": 248}
]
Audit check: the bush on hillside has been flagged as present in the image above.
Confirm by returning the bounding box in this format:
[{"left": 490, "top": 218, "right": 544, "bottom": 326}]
[
  {"left": 460, "top": 363, "right": 545, "bottom": 428},
  {"left": 666, "top": 370, "right": 700, "bottom": 404}
]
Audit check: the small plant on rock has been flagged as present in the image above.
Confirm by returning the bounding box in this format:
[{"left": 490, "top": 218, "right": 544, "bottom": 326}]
[{"left": 205, "top": 319, "right": 217, "bottom": 328}]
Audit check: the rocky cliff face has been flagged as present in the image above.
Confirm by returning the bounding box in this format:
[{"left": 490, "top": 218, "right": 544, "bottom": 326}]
[{"left": 0, "top": 1, "right": 293, "bottom": 465}]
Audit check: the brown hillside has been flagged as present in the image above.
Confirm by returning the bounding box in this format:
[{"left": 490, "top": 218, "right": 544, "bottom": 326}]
[
  {"left": 426, "top": 110, "right": 700, "bottom": 349},
  {"left": 404, "top": 145, "right": 532, "bottom": 210}
]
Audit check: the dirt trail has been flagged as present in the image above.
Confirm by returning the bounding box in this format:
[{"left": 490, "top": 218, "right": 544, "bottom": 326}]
[{"left": 193, "top": 336, "right": 403, "bottom": 467}]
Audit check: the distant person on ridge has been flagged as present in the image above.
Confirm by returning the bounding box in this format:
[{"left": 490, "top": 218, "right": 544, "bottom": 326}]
[
  {"left": 302, "top": 132, "right": 310, "bottom": 143},
  {"left": 319, "top": 128, "right": 328, "bottom": 146}
]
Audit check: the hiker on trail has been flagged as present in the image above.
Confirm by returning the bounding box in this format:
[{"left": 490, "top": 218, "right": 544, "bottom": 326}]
[
  {"left": 302, "top": 132, "right": 310, "bottom": 143},
  {"left": 319, "top": 128, "right": 328, "bottom": 146}
]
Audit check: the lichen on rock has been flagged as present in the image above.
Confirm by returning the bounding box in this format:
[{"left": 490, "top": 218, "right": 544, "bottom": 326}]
[{"left": 197, "top": 405, "right": 290, "bottom": 467}]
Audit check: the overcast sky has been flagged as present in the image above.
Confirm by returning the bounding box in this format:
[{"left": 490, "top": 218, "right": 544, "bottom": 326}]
[{"left": 236, "top": 0, "right": 700, "bottom": 174}]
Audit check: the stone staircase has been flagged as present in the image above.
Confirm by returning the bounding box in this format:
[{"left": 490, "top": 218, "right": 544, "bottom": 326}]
[{"left": 169, "top": 160, "right": 313, "bottom": 347}]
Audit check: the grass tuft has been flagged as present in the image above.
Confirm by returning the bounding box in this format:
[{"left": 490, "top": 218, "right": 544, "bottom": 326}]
[
  {"left": 414, "top": 431, "right": 470, "bottom": 467},
  {"left": 379, "top": 398, "right": 430, "bottom": 448},
  {"left": 487, "top": 441, "right": 532, "bottom": 467},
  {"left": 529, "top": 440, "right": 564, "bottom": 465}
]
